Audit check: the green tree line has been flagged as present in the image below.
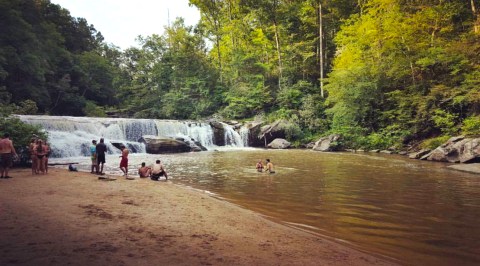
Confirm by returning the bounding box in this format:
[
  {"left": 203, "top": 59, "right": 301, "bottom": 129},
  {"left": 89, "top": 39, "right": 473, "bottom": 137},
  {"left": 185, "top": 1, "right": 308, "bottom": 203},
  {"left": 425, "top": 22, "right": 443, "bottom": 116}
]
[{"left": 1, "top": 0, "right": 479, "bottom": 149}]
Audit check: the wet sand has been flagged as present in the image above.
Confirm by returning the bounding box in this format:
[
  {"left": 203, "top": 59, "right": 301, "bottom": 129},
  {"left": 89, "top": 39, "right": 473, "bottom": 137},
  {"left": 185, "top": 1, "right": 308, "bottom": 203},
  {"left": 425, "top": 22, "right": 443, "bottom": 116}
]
[{"left": 0, "top": 168, "right": 396, "bottom": 265}]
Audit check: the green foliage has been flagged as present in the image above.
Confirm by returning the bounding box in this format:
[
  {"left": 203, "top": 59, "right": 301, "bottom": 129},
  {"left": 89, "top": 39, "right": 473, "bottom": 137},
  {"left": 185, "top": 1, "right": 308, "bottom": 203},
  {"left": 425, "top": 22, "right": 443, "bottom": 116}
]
[
  {"left": 0, "top": 116, "right": 47, "bottom": 165},
  {"left": 462, "top": 115, "right": 480, "bottom": 137},
  {"left": 421, "top": 136, "right": 450, "bottom": 150},
  {"left": 83, "top": 101, "right": 106, "bottom": 117}
]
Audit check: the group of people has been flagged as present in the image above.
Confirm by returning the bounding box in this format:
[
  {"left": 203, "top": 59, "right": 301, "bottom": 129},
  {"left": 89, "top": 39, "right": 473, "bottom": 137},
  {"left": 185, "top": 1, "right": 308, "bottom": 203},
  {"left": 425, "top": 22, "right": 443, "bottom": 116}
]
[
  {"left": 89, "top": 138, "right": 108, "bottom": 175},
  {"left": 89, "top": 138, "right": 167, "bottom": 180},
  {"left": 0, "top": 133, "right": 18, "bottom": 179},
  {"left": 256, "top": 158, "right": 275, "bottom": 173},
  {"left": 29, "top": 137, "right": 50, "bottom": 175},
  {"left": 138, "top": 160, "right": 168, "bottom": 181}
]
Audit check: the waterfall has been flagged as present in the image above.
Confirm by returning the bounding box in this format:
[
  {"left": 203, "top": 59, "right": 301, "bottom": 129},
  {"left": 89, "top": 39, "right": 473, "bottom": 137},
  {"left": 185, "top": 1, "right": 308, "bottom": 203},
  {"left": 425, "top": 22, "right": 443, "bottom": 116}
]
[
  {"left": 239, "top": 126, "right": 250, "bottom": 147},
  {"left": 18, "top": 115, "right": 247, "bottom": 158},
  {"left": 223, "top": 123, "right": 244, "bottom": 147}
]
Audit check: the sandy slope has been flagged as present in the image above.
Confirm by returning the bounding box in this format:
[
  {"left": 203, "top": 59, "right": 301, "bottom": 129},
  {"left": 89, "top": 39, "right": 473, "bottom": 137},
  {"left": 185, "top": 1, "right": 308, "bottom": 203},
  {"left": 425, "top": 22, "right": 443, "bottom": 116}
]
[{"left": 0, "top": 168, "right": 396, "bottom": 266}]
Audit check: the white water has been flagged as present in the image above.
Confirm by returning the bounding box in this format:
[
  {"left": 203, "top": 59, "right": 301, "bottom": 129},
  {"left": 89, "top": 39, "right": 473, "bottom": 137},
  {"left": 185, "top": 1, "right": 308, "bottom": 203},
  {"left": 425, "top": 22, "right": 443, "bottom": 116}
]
[{"left": 18, "top": 115, "right": 246, "bottom": 158}]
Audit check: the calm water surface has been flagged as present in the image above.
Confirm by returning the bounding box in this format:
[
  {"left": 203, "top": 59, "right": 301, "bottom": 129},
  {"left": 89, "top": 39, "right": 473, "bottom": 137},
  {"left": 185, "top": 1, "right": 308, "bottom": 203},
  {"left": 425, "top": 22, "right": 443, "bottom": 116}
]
[{"left": 56, "top": 149, "right": 480, "bottom": 265}]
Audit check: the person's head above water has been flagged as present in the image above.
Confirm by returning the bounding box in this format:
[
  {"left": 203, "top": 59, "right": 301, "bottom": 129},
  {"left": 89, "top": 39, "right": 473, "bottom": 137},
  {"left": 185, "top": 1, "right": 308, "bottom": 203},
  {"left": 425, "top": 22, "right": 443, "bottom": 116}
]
[
  {"left": 156, "top": 160, "right": 161, "bottom": 164},
  {"left": 266, "top": 159, "right": 270, "bottom": 162}
]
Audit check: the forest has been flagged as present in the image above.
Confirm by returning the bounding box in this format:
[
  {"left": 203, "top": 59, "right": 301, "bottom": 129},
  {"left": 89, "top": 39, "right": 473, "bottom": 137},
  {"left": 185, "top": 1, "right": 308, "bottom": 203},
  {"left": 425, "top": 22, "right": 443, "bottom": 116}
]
[{"left": 1, "top": 0, "right": 479, "bottom": 150}]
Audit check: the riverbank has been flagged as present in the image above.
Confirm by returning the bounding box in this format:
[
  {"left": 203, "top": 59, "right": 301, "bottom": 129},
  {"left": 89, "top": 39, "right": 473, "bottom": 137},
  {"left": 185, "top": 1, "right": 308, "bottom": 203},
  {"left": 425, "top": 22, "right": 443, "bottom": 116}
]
[{"left": 0, "top": 168, "right": 395, "bottom": 265}]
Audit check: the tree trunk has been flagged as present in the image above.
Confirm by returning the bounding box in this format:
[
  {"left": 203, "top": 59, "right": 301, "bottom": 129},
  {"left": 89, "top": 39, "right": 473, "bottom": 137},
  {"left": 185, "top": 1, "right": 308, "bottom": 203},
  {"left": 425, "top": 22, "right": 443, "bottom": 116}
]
[
  {"left": 472, "top": 0, "right": 479, "bottom": 33},
  {"left": 273, "top": 20, "right": 282, "bottom": 90},
  {"left": 319, "top": 1, "right": 324, "bottom": 98}
]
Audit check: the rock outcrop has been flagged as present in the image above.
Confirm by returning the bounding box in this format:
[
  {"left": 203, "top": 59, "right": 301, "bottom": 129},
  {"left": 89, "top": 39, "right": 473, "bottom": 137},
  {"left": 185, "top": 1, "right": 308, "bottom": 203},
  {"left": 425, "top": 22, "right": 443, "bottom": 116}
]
[
  {"left": 257, "top": 120, "right": 294, "bottom": 147},
  {"left": 312, "top": 134, "right": 341, "bottom": 152},
  {"left": 209, "top": 121, "right": 225, "bottom": 146},
  {"left": 267, "top": 138, "right": 291, "bottom": 149},
  {"left": 421, "top": 136, "right": 480, "bottom": 163},
  {"left": 139, "top": 135, "right": 191, "bottom": 153}
]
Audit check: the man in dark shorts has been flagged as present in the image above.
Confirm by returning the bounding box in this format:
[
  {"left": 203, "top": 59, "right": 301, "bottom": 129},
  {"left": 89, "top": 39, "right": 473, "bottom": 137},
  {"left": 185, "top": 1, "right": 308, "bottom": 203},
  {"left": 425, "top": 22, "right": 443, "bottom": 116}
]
[
  {"left": 96, "top": 138, "right": 107, "bottom": 175},
  {"left": 0, "top": 133, "right": 18, "bottom": 179},
  {"left": 151, "top": 160, "right": 168, "bottom": 181}
]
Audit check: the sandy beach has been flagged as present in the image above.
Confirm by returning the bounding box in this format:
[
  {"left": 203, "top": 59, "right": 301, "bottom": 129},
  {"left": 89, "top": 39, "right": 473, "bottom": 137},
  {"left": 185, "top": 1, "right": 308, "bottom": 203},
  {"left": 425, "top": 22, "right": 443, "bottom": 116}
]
[{"left": 0, "top": 168, "right": 395, "bottom": 266}]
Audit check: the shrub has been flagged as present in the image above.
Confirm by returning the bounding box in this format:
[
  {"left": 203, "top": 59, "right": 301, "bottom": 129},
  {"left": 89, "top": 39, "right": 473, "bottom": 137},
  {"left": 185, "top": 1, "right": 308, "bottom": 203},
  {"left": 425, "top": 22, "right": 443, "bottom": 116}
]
[
  {"left": 421, "top": 136, "right": 451, "bottom": 150},
  {"left": 0, "top": 117, "right": 48, "bottom": 166},
  {"left": 462, "top": 115, "right": 480, "bottom": 137}
]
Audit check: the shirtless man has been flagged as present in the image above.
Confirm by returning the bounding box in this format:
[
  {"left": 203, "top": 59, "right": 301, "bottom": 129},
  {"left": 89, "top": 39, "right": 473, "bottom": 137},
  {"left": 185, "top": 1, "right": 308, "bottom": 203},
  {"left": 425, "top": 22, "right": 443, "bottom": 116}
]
[
  {"left": 119, "top": 145, "right": 129, "bottom": 177},
  {"left": 265, "top": 158, "right": 275, "bottom": 174},
  {"left": 138, "top": 162, "right": 151, "bottom": 178},
  {"left": 0, "top": 133, "right": 18, "bottom": 179},
  {"left": 151, "top": 160, "right": 168, "bottom": 181}
]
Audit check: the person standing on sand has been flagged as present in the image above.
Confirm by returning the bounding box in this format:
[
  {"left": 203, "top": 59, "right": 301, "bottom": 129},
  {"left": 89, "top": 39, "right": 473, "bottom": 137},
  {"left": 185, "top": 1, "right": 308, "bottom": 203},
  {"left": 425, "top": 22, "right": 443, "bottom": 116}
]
[
  {"left": 151, "top": 159, "right": 168, "bottom": 181},
  {"left": 138, "top": 162, "right": 151, "bottom": 178},
  {"left": 265, "top": 159, "right": 275, "bottom": 174},
  {"left": 256, "top": 160, "right": 264, "bottom": 172},
  {"left": 119, "top": 145, "right": 129, "bottom": 177},
  {"left": 35, "top": 139, "right": 47, "bottom": 174},
  {"left": 90, "top": 140, "right": 97, "bottom": 174},
  {"left": 44, "top": 140, "right": 50, "bottom": 174},
  {"left": 0, "top": 133, "right": 18, "bottom": 179},
  {"left": 29, "top": 138, "right": 37, "bottom": 175},
  {"left": 96, "top": 138, "right": 107, "bottom": 175}
]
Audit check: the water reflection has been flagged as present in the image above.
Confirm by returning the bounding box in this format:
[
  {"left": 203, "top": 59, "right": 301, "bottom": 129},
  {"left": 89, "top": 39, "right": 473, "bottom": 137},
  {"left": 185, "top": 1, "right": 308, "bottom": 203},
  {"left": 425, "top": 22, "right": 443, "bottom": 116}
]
[{"left": 53, "top": 149, "right": 480, "bottom": 265}]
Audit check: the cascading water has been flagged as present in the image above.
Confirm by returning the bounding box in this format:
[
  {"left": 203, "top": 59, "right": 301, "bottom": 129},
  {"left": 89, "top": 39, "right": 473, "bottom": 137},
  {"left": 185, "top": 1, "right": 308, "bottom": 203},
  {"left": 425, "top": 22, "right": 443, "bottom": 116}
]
[
  {"left": 239, "top": 126, "right": 250, "bottom": 147},
  {"left": 17, "top": 115, "right": 247, "bottom": 158},
  {"left": 223, "top": 122, "right": 244, "bottom": 147}
]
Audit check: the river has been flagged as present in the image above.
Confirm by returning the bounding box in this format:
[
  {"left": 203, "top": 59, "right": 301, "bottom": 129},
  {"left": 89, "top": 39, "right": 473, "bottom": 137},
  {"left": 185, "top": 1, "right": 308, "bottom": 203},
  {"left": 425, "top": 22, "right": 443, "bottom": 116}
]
[{"left": 50, "top": 149, "right": 480, "bottom": 265}]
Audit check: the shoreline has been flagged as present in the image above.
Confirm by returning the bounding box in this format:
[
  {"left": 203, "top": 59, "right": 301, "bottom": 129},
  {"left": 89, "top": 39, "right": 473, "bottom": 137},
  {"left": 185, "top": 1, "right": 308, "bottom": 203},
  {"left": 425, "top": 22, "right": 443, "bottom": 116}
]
[{"left": 0, "top": 168, "right": 396, "bottom": 265}]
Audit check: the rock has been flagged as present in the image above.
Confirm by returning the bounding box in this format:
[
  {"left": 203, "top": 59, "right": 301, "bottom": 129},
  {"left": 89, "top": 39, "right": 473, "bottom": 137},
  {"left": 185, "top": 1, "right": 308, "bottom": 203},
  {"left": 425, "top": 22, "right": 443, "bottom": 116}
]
[
  {"left": 312, "top": 134, "right": 341, "bottom": 152},
  {"left": 369, "top": 149, "right": 380, "bottom": 153},
  {"left": 305, "top": 142, "right": 316, "bottom": 149},
  {"left": 139, "top": 135, "right": 191, "bottom": 153},
  {"left": 243, "top": 121, "right": 266, "bottom": 147},
  {"left": 398, "top": 151, "right": 408, "bottom": 156},
  {"left": 267, "top": 138, "right": 291, "bottom": 149},
  {"left": 257, "top": 120, "right": 294, "bottom": 147},
  {"left": 409, "top": 149, "right": 431, "bottom": 159},
  {"left": 448, "top": 163, "right": 480, "bottom": 174},
  {"left": 209, "top": 121, "right": 226, "bottom": 146},
  {"left": 380, "top": 150, "right": 394, "bottom": 154},
  {"left": 422, "top": 136, "right": 480, "bottom": 163}
]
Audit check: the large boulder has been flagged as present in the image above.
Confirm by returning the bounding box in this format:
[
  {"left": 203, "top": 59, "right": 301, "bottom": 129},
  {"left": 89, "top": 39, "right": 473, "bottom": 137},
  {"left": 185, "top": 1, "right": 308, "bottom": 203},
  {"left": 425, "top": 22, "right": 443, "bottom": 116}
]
[
  {"left": 267, "top": 138, "right": 291, "bottom": 149},
  {"left": 312, "top": 134, "right": 341, "bottom": 152},
  {"left": 139, "top": 135, "right": 191, "bottom": 153},
  {"left": 242, "top": 121, "right": 265, "bottom": 147},
  {"left": 421, "top": 136, "right": 480, "bottom": 163},
  {"left": 257, "top": 120, "right": 294, "bottom": 147},
  {"left": 209, "top": 121, "right": 225, "bottom": 146}
]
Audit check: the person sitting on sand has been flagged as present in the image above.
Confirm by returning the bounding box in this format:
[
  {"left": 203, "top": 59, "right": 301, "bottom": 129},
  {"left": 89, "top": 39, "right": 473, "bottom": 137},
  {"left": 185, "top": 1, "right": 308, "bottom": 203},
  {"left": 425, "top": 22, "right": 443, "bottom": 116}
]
[
  {"left": 265, "top": 159, "right": 275, "bottom": 174},
  {"left": 256, "top": 160, "right": 264, "bottom": 172},
  {"left": 138, "top": 162, "right": 151, "bottom": 178},
  {"left": 151, "top": 160, "right": 168, "bottom": 181}
]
